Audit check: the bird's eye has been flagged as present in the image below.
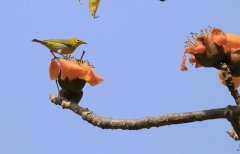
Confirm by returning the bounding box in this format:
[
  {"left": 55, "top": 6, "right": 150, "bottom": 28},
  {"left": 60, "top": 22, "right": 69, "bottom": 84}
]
[{"left": 76, "top": 39, "right": 80, "bottom": 42}]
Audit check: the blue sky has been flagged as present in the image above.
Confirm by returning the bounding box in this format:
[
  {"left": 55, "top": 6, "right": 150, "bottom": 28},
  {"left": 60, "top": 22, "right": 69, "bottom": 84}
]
[{"left": 1, "top": 0, "right": 240, "bottom": 153}]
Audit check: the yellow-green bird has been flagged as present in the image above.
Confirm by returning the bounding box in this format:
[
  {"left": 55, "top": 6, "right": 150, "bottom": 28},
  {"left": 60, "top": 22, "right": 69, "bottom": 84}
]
[{"left": 32, "top": 38, "right": 87, "bottom": 58}]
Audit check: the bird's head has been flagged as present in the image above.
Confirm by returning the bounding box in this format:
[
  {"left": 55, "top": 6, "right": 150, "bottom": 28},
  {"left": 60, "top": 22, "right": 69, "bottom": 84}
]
[{"left": 70, "top": 38, "right": 87, "bottom": 47}]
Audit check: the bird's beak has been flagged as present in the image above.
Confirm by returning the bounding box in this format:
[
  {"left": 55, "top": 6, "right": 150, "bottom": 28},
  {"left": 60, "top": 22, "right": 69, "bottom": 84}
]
[{"left": 82, "top": 42, "right": 87, "bottom": 44}]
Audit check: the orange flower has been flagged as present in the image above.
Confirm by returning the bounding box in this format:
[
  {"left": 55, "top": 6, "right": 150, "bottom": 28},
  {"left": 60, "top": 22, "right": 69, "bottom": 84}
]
[
  {"left": 181, "top": 27, "right": 240, "bottom": 89},
  {"left": 49, "top": 58, "right": 104, "bottom": 86},
  {"left": 180, "top": 27, "right": 225, "bottom": 71}
]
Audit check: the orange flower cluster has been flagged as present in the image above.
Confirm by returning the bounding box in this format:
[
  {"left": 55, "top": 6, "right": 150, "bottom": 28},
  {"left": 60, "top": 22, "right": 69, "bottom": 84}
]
[
  {"left": 48, "top": 54, "right": 104, "bottom": 103},
  {"left": 181, "top": 27, "right": 225, "bottom": 71},
  {"left": 49, "top": 58, "right": 104, "bottom": 86},
  {"left": 181, "top": 27, "right": 240, "bottom": 89}
]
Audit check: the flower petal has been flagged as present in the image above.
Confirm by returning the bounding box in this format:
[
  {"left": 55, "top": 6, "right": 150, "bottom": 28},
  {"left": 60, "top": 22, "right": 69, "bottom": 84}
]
[
  {"left": 57, "top": 59, "right": 82, "bottom": 80},
  {"left": 49, "top": 59, "right": 60, "bottom": 80},
  {"left": 80, "top": 68, "right": 104, "bottom": 86}
]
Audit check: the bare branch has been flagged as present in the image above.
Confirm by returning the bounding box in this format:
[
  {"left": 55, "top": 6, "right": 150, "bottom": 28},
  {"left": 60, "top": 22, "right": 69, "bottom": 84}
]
[{"left": 50, "top": 94, "right": 240, "bottom": 130}]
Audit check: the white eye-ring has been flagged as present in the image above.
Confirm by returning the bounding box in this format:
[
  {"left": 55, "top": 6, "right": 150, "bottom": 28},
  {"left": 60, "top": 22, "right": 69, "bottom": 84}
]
[{"left": 76, "top": 39, "right": 80, "bottom": 42}]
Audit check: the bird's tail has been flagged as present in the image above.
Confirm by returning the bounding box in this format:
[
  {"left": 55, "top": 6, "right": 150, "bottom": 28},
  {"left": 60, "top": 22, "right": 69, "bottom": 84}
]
[{"left": 32, "top": 39, "right": 44, "bottom": 44}]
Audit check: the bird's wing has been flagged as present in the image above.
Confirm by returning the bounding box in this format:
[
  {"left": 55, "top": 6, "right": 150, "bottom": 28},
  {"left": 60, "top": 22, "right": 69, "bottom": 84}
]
[{"left": 46, "top": 39, "right": 73, "bottom": 47}]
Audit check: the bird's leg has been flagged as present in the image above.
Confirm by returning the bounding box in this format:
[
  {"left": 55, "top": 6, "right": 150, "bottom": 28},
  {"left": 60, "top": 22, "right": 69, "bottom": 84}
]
[
  {"left": 56, "top": 53, "right": 69, "bottom": 59},
  {"left": 50, "top": 50, "right": 57, "bottom": 59},
  {"left": 58, "top": 53, "right": 66, "bottom": 58}
]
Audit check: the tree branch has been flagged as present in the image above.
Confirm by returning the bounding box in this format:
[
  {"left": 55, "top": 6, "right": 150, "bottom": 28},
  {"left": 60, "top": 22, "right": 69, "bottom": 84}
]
[
  {"left": 50, "top": 94, "right": 240, "bottom": 130},
  {"left": 218, "top": 63, "right": 240, "bottom": 104},
  {"left": 217, "top": 63, "right": 240, "bottom": 140}
]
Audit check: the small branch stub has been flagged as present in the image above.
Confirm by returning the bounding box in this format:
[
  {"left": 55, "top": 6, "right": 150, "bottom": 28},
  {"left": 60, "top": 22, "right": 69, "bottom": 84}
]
[{"left": 227, "top": 129, "right": 239, "bottom": 141}]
